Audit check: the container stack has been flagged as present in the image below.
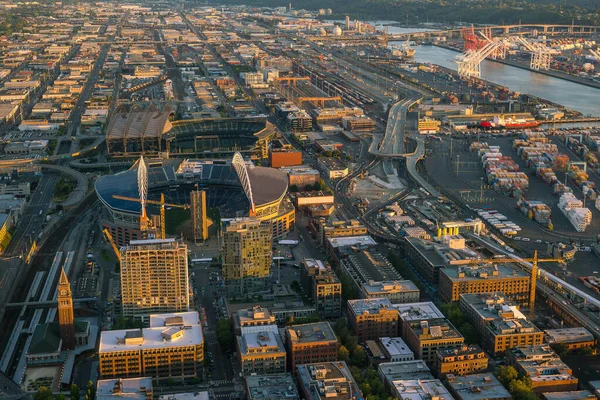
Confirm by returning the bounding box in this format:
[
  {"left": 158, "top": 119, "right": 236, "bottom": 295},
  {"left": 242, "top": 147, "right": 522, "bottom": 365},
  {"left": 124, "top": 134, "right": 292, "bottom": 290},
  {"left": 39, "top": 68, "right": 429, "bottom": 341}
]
[
  {"left": 586, "top": 135, "right": 600, "bottom": 151},
  {"left": 517, "top": 199, "right": 552, "bottom": 224},
  {"left": 558, "top": 193, "right": 592, "bottom": 232},
  {"left": 475, "top": 144, "right": 529, "bottom": 197},
  {"left": 553, "top": 182, "right": 572, "bottom": 196}
]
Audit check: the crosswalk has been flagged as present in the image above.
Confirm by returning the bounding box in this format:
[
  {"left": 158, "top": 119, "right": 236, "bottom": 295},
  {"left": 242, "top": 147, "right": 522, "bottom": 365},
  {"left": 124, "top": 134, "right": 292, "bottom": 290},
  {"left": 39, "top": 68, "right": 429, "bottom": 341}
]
[
  {"left": 212, "top": 380, "right": 232, "bottom": 386},
  {"left": 213, "top": 393, "right": 237, "bottom": 399}
]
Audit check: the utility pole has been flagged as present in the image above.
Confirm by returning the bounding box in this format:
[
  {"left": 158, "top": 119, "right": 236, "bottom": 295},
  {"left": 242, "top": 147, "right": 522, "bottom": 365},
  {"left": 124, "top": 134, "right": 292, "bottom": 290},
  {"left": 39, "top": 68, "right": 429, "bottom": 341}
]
[
  {"left": 456, "top": 154, "right": 460, "bottom": 177},
  {"left": 449, "top": 137, "right": 453, "bottom": 159}
]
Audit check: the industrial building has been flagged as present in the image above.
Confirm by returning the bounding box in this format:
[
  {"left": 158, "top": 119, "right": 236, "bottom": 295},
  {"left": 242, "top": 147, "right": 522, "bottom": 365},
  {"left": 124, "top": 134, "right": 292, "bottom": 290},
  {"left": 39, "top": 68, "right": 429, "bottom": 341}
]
[
  {"left": 280, "top": 165, "right": 321, "bottom": 190},
  {"left": 347, "top": 298, "right": 399, "bottom": 342},
  {"left": 404, "top": 319, "right": 464, "bottom": 365},
  {"left": 99, "top": 312, "right": 204, "bottom": 382},
  {"left": 268, "top": 146, "right": 303, "bottom": 168},
  {"left": 317, "top": 157, "right": 348, "bottom": 179},
  {"left": 300, "top": 259, "right": 342, "bottom": 318},
  {"left": 120, "top": 239, "right": 189, "bottom": 322},
  {"left": 439, "top": 264, "right": 530, "bottom": 302},
  {"left": 222, "top": 218, "right": 273, "bottom": 297},
  {"left": 459, "top": 292, "right": 543, "bottom": 356},
  {"left": 377, "top": 360, "right": 433, "bottom": 393},
  {"left": 285, "top": 322, "right": 338, "bottom": 372},
  {"left": 543, "top": 327, "right": 595, "bottom": 351},
  {"left": 389, "top": 379, "right": 453, "bottom": 400}
]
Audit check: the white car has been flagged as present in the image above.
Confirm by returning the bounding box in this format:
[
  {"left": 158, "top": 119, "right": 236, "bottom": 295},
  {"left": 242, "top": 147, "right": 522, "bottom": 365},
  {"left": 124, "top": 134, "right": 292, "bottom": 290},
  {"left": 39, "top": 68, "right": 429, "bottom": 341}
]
[
  {"left": 522, "top": 238, "right": 530, "bottom": 242},
  {"left": 514, "top": 237, "right": 521, "bottom": 241}
]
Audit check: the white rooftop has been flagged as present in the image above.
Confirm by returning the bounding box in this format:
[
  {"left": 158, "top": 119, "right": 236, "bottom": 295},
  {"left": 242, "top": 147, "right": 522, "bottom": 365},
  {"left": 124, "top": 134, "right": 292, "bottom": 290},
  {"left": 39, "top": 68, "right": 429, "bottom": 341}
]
[
  {"left": 100, "top": 312, "right": 203, "bottom": 353},
  {"left": 391, "top": 379, "right": 454, "bottom": 400},
  {"left": 395, "top": 302, "right": 445, "bottom": 321},
  {"left": 380, "top": 337, "right": 413, "bottom": 357},
  {"left": 327, "top": 235, "right": 377, "bottom": 248},
  {"left": 97, "top": 378, "right": 153, "bottom": 400}
]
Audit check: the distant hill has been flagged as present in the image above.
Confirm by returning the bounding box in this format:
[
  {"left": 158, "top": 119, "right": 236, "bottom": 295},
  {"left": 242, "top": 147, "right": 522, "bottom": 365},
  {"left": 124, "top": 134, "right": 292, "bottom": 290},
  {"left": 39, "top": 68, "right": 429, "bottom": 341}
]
[{"left": 216, "top": 0, "right": 600, "bottom": 26}]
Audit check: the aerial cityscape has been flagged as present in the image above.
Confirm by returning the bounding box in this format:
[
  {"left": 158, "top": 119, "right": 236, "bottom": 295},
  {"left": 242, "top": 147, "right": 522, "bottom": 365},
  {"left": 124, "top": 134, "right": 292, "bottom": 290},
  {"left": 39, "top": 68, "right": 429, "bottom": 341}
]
[{"left": 1, "top": 1, "right": 600, "bottom": 400}]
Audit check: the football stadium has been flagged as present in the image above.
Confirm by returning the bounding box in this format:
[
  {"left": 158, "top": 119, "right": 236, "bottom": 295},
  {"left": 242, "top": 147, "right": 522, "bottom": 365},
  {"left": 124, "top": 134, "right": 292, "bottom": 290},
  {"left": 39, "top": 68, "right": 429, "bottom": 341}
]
[{"left": 95, "top": 154, "right": 295, "bottom": 246}]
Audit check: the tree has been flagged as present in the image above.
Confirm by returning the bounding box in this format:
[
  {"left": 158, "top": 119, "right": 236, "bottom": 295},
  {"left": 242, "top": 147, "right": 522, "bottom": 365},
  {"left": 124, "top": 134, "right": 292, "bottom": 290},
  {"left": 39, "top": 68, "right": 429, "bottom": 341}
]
[
  {"left": 551, "top": 342, "right": 569, "bottom": 357},
  {"left": 70, "top": 384, "right": 80, "bottom": 400},
  {"left": 216, "top": 318, "right": 234, "bottom": 350},
  {"left": 33, "top": 388, "right": 53, "bottom": 400},
  {"left": 496, "top": 365, "right": 519, "bottom": 387},
  {"left": 289, "top": 184, "right": 299, "bottom": 192},
  {"left": 86, "top": 380, "right": 96, "bottom": 400},
  {"left": 55, "top": 394, "right": 66, "bottom": 400},
  {"left": 578, "top": 346, "right": 594, "bottom": 355},
  {"left": 344, "top": 335, "right": 358, "bottom": 352},
  {"left": 351, "top": 346, "right": 367, "bottom": 367},
  {"left": 338, "top": 345, "right": 350, "bottom": 362}
]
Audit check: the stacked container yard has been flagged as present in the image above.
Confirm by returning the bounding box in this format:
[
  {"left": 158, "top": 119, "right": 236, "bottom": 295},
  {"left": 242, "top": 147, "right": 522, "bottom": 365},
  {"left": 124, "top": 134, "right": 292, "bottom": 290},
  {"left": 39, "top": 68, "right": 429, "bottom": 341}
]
[
  {"left": 516, "top": 199, "right": 552, "bottom": 225},
  {"left": 472, "top": 143, "right": 529, "bottom": 197},
  {"left": 586, "top": 135, "right": 600, "bottom": 151},
  {"left": 558, "top": 192, "right": 592, "bottom": 232}
]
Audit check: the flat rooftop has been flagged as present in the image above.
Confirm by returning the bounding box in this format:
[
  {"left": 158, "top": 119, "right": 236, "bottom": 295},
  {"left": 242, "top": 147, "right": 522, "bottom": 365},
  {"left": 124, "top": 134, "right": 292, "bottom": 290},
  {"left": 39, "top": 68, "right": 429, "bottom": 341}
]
[
  {"left": 348, "top": 298, "right": 395, "bottom": 316},
  {"left": 395, "top": 302, "right": 445, "bottom": 322},
  {"left": 378, "top": 361, "right": 432, "bottom": 383},
  {"left": 327, "top": 235, "right": 376, "bottom": 249},
  {"left": 296, "top": 362, "right": 359, "bottom": 400},
  {"left": 441, "top": 264, "right": 529, "bottom": 281},
  {"left": 460, "top": 292, "right": 527, "bottom": 321},
  {"left": 447, "top": 373, "right": 510, "bottom": 400},
  {"left": 246, "top": 373, "right": 299, "bottom": 400},
  {"left": 238, "top": 331, "right": 285, "bottom": 356},
  {"left": 380, "top": 337, "right": 413, "bottom": 357},
  {"left": 97, "top": 378, "right": 153, "bottom": 400},
  {"left": 391, "top": 379, "right": 454, "bottom": 400},
  {"left": 286, "top": 322, "right": 337, "bottom": 345},
  {"left": 542, "top": 391, "right": 595, "bottom": 400},
  {"left": 100, "top": 312, "right": 203, "bottom": 353},
  {"left": 362, "top": 280, "right": 419, "bottom": 295},
  {"left": 544, "top": 327, "right": 594, "bottom": 344},
  {"left": 408, "top": 319, "right": 464, "bottom": 341}
]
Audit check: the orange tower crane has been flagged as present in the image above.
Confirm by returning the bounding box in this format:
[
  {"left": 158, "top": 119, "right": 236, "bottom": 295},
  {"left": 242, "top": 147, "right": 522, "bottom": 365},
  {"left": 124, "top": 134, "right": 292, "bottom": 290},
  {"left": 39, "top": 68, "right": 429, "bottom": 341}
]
[{"left": 460, "top": 250, "right": 564, "bottom": 318}]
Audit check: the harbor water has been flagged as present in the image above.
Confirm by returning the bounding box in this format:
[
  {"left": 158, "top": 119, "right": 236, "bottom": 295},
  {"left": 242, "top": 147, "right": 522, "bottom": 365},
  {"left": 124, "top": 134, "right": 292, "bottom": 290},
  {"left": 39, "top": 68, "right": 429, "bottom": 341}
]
[{"left": 402, "top": 44, "right": 600, "bottom": 116}]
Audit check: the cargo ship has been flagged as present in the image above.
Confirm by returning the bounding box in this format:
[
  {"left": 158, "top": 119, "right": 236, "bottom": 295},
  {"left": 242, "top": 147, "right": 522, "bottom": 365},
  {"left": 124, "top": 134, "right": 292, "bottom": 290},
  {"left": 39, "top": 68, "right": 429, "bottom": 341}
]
[
  {"left": 480, "top": 116, "right": 541, "bottom": 129},
  {"left": 580, "top": 275, "right": 600, "bottom": 294}
]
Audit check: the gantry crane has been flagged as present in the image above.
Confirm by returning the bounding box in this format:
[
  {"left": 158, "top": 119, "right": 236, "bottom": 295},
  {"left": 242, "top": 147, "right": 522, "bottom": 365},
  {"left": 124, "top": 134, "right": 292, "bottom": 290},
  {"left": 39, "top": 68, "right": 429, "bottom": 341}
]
[
  {"left": 112, "top": 193, "right": 189, "bottom": 239},
  {"left": 457, "top": 250, "right": 565, "bottom": 318}
]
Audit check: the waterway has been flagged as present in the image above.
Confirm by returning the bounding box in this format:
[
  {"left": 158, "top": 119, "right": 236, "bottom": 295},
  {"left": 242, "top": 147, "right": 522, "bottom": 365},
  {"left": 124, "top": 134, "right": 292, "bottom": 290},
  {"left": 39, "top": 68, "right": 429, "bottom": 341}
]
[{"left": 401, "top": 44, "right": 600, "bottom": 116}]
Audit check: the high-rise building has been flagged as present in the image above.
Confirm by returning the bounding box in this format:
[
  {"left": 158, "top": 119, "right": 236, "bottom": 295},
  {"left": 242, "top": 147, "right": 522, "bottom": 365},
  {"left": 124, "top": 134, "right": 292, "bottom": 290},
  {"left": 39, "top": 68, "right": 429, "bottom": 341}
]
[
  {"left": 120, "top": 239, "right": 189, "bottom": 322},
  {"left": 190, "top": 190, "right": 208, "bottom": 242},
  {"left": 222, "top": 218, "right": 272, "bottom": 297},
  {"left": 58, "top": 268, "right": 76, "bottom": 350}
]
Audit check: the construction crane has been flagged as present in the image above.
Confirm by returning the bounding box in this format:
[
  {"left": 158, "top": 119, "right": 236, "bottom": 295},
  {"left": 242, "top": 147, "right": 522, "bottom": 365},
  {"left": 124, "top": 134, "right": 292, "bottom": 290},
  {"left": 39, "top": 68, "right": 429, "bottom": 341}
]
[
  {"left": 457, "top": 250, "right": 564, "bottom": 318},
  {"left": 456, "top": 40, "right": 507, "bottom": 79},
  {"left": 112, "top": 193, "right": 189, "bottom": 239},
  {"left": 103, "top": 228, "right": 121, "bottom": 261}
]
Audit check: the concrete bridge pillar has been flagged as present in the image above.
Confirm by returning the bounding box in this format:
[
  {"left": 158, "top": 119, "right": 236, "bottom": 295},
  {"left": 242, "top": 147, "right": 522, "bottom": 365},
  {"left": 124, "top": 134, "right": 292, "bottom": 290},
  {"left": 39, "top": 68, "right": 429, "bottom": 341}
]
[{"left": 504, "top": 27, "right": 510, "bottom": 34}]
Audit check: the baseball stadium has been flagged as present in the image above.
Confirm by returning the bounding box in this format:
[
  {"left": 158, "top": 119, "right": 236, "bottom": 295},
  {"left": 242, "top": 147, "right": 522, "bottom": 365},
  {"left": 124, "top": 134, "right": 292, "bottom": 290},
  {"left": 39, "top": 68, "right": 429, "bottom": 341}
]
[{"left": 105, "top": 104, "right": 276, "bottom": 159}]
